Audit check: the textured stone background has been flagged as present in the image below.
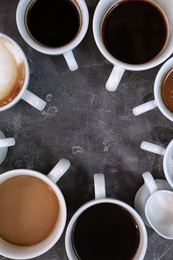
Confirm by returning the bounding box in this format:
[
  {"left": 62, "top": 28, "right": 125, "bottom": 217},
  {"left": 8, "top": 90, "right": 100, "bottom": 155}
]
[{"left": 0, "top": 0, "right": 173, "bottom": 259}]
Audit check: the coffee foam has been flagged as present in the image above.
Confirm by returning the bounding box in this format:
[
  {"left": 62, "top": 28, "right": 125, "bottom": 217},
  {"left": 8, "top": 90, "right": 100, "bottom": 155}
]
[{"left": 0, "top": 38, "right": 25, "bottom": 107}]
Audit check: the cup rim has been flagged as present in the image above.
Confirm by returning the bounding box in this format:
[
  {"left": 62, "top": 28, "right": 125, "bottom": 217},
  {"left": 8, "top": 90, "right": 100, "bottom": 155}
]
[
  {"left": 154, "top": 57, "right": 173, "bottom": 121},
  {"left": 65, "top": 198, "right": 147, "bottom": 260},
  {"left": 0, "top": 33, "right": 29, "bottom": 112},
  {"left": 92, "top": 0, "right": 171, "bottom": 71},
  {"left": 145, "top": 189, "right": 173, "bottom": 239},
  {"left": 163, "top": 138, "right": 173, "bottom": 188},
  {"left": 16, "top": 0, "right": 89, "bottom": 55},
  {"left": 0, "top": 169, "right": 67, "bottom": 259}
]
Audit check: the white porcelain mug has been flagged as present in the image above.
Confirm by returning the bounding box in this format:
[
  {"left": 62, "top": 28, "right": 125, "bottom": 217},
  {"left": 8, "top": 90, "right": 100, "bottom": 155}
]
[
  {"left": 134, "top": 172, "right": 172, "bottom": 227},
  {"left": 141, "top": 140, "right": 173, "bottom": 188},
  {"left": 65, "top": 173, "right": 147, "bottom": 260},
  {"left": 93, "top": 0, "right": 173, "bottom": 92},
  {"left": 0, "top": 130, "right": 15, "bottom": 165},
  {"left": 133, "top": 57, "right": 173, "bottom": 121},
  {"left": 0, "top": 158, "right": 71, "bottom": 259},
  {"left": 135, "top": 172, "right": 173, "bottom": 239},
  {"left": 0, "top": 33, "right": 46, "bottom": 111},
  {"left": 16, "top": 0, "right": 89, "bottom": 71}
]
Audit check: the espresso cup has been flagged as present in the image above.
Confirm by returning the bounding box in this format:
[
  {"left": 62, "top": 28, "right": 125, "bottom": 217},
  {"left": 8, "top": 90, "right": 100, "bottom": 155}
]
[
  {"left": 135, "top": 172, "right": 173, "bottom": 239},
  {"left": 134, "top": 171, "right": 172, "bottom": 227},
  {"left": 0, "top": 130, "right": 15, "bottom": 165},
  {"left": 93, "top": 0, "right": 173, "bottom": 92},
  {"left": 65, "top": 173, "right": 147, "bottom": 260},
  {"left": 0, "top": 158, "right": 71, "bottom": 259},
  {"left": 133, "top": 57, "right": 173, "bottom": 121},
  {"left": 16, "top": 0, "right": 89, "bottom": 71},
  {"left": 0, "top": 33, "right": 46, "bottom": 111},
  {"left": 140, "top": 140, "right": 173, "bottom": 189}
]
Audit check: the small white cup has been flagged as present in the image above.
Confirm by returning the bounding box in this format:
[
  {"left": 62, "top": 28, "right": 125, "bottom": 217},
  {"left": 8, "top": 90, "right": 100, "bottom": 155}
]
[
  {"left": 93, "top": 0, "right": 173, "bottom": 92},
  {"left": 133, "top": 57, "right": 173, "bottom": 121},
  {"left": 0, "top": 158, "right": 71, "bottom": 259},
  {"left": 141, "top": 140, "right": 173, "bottom": 188},
  {"left": 0, "top": 130, "right": 15, "bottom": 165},
  {"left": 134, "top": 172, "right": 172, "bottom": 227},
  {"left": 65, "top": 173, "right": 147, "bottom": 260},
  {"left": 0, "top": 33, "right": 46, "bottom": 112},
  {"left": 16, "top": 0, "right": 89, "bottom": 71},
  {"left": 137, "top": 172, "right": 173, "bottom": 239}
]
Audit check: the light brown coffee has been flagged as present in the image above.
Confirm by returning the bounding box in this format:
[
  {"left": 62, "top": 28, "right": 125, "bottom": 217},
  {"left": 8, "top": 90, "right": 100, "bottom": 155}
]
[
  {"left": 0, "top": 37, "right": 26, "bottom": 107},
  {"left": 0, "top": 175, "right": 60, "bottom": 246},
  {"left": 161, "top": 66, "right": 173, "bottom": 113}
]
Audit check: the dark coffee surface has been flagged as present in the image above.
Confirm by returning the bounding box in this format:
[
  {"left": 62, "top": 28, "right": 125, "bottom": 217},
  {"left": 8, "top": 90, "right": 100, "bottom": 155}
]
[
  {"left": 1, "top": 0, "right": 173, "bottom": 260},
  {"left": 102, "top": 0, "right": 167, "bottom": 64},
  {"left": 25, "top": 0, "right": 81, "bottom": 47},
  {"left": 161, "top": 67, "right": 173, "bottom": 113},
  {"left": 72, "top": 203, "right": 140, "bottom": 260}
]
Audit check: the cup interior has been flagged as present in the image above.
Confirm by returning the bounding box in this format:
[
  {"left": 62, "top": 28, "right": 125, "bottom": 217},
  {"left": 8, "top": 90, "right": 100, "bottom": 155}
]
[
  {"left": 93, "top": 0, "right": 173, "bottom": 71},
  {"left": 0, "top": 170, "right": 67, "bottom": 259},
  {"left": 145, "top": 190, "right": 173, "bottom": 239},
  {"left": 0, "top": 33, "right": 29, "bottom": 112},
  {"left": 65, "top": 198, "right": 147, "bottom": 260},
  {"left": 154, "top": 57, "right": 173, "bottom": 121},
  {"left": 16, "top": 0, "right": 89, "bottom": 55}
]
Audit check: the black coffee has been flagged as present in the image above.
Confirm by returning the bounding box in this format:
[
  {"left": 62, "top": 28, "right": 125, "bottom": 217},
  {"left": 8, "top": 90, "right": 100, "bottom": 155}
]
[
  {"left": 102, "top": 0, "right": 168, "bottom": 64},
  {"left": 25, "top": 0, "right": 81, "bottom": 47},
  {"left": 72, "top": 203, "right": 140, "bottom": 260}
]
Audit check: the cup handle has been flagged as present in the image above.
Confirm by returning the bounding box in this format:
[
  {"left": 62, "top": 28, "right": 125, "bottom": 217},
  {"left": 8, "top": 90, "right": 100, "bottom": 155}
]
[
  {"left": 21, "top": 89, "right": 46, "bottom": 111},
  {"left": 141, "top": 141, "right": 166, "bottom": 156},
  {"left": 63, "top": 50, "right": 78, "bottom": 71},
  {"left": 94, "top": 173, "right": 106, "bottom": 199},
  {"left": 105, "top": 65, "right": 125, "bottom": 92},
  {"left": 142, "top": 172, "right": 158, "bottom": 194},
  {"left": 132, "top": 100, "right": 157, "bottom": 116},
  {"left": 47, "top": 158, "right": 71, "bottom": 183},
  {"left": 0, "top": 137, "right": 15, "bottom": 148}
]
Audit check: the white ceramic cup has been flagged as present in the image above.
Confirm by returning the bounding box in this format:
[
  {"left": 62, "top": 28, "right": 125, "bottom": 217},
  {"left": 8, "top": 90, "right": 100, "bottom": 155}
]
[
  {"left": 16, "top": 0, "right": 89, "bottom": 71},
  {"left": 93, "top": 0, "right": 173, "bottom": 92},
  {"left": 0, "top": 158, "right": 71, "bottom": 259},
  {"left": 0, "top": 130, "right": 15, "bottom": 165},
  {"left": 133, "top": 57, "right": 173, "bottom": 121},
  {"left": 65, "top": 173, "right": 147, "bottom": 260},
  {"left": 141, "top": 140, "right": 173, "bottom": 188},
  {"left": 0, "top": 33, "right": 46, "bottom": 112},
  {"left": 137, "top": 172, "right": 173, "bottom": 239},
  {"left": 134, "top": 172, "right": 172, "bottom": 227}
]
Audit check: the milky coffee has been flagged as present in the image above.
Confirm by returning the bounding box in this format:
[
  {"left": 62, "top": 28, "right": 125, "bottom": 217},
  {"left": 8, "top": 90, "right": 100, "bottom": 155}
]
[
  {"left": 0, "top": 176, "right": 60, "bottom": 246},
  {"left": 0, "top": 37, "right": 25, "bottom": 107}
]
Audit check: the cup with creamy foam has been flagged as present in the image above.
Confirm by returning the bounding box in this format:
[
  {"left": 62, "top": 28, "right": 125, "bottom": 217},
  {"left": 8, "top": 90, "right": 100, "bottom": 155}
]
[
  {"left": 0, "top": 158, "right": 71, "bottom": 259},
  {"left": 0, "top": 33, "right": 46, "bottom": 111}
]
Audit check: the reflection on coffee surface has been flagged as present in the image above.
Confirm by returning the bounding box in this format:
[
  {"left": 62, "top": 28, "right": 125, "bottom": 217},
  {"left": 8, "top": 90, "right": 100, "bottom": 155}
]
[
  {"left": 0, "top": 38, "right": 25, "bottom": 107},
  {"left": 25, "top": 0, "right": 81, "bottom": 47},
  {"left": 161, "top": 67, "right": 173, "bottom": 113},
  {"left": 0, "top": 176, "right": 60, "bottom": 246},
  {"left": 101, "top": 0, "right": 168, "bottom": 64},
  {"left": 72, "top": 203, "right": 140, "bottom": 260}
]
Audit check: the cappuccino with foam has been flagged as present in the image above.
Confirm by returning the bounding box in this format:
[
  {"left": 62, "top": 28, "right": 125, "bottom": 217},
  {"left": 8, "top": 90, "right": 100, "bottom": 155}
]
[{"left": 0, "top": 37, "right": 25, "bottom": 107}]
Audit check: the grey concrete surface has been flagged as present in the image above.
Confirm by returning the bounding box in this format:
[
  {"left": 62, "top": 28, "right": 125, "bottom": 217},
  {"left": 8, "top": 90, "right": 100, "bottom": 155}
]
[{"left": 0, "top": 0, "right": 173, "bottom": 259}]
